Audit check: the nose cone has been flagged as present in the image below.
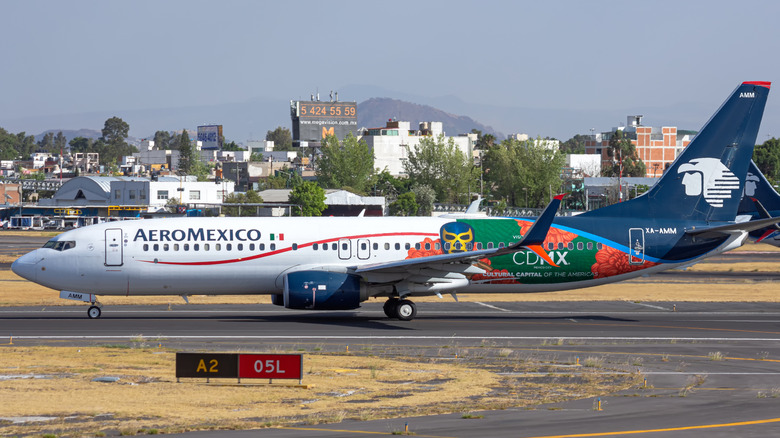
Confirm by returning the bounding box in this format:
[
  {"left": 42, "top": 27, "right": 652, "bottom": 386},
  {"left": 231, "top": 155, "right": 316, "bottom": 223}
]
[{"left": 11, "top": 250, "right": 39, "bottom": 282}]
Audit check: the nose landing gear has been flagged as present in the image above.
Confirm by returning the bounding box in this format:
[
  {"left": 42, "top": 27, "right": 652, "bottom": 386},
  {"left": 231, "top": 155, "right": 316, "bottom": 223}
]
[{"left": 87, "top": 300, "right": 103, "bottom": 319}]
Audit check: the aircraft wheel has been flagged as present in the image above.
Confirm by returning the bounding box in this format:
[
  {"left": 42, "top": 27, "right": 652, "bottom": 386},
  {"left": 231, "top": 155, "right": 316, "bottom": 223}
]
[
  {"left": 383, "top": 298, "right": 399, "bottom": 318},
  {"left": 88, "top": 305, "right": 102, "bottom": 319},
  {"left": 395, "top": 300, "right": 417, "bottom": 321}
]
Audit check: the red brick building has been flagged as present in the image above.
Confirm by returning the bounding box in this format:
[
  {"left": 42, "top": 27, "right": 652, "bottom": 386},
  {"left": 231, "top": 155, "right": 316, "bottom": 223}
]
[{"left": 584, "top": 116, "right": 693, "bottom": 178}]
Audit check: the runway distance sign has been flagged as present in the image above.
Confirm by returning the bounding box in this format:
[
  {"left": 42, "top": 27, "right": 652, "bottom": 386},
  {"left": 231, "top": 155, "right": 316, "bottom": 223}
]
[
  {"left": 238, "top": 354, "right": 303, "bottom": 380},
  {"left": 176, "top": 353, "right": 238, "bottom": 378}
]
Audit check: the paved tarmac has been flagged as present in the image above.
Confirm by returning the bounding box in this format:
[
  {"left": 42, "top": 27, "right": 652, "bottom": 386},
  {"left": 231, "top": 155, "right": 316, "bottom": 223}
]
[{"left": 2, "top": 301, "right": 780, "bottom": 437}]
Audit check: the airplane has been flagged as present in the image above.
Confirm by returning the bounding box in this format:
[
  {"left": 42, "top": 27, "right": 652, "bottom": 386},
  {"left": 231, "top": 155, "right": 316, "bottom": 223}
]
[
  {"left": 738, "top": 160, "right": 780, "bottom": 245},
  {"left": 12, "top": 81, "right": 778, "bottom": 321}
]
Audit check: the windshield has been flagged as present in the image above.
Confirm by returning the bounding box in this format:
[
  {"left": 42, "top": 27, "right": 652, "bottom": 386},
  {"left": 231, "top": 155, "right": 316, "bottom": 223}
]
[{"left": 42, "top": 240, "right": 76, "bottom": 251}]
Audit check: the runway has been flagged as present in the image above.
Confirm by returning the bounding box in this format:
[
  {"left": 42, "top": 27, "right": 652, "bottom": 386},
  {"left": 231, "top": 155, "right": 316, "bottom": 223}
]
[{"left": 2, "top": 301, "right": 780, "bottom": 437}]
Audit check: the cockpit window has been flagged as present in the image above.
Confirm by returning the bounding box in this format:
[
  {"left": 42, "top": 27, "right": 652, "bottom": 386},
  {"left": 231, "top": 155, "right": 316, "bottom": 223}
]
[{"left": 42, "top": 240, "right": 76, "bottom": 251}]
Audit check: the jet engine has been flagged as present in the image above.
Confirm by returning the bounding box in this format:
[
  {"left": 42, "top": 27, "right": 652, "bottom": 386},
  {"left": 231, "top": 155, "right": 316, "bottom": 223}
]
[{"left": 276, "top": 271, "right": 367, "bottom": 310}]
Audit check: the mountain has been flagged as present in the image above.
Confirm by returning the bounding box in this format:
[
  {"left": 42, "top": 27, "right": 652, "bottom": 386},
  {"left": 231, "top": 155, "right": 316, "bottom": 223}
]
[
  {"left": 34, "top": 129, "right": 102, "bottom": 143},
  {"left": 357, "top": 98, "right": 503, "bottom": 138}
]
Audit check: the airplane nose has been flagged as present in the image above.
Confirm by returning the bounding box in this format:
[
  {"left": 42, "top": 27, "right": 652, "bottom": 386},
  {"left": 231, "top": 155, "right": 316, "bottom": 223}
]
[{"left": 11, "top": 250, "right": 39, "bottom": 282}]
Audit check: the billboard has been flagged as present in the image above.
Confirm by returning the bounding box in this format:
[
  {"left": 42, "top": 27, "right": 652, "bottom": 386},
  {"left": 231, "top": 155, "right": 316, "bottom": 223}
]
[
  {"left": 290, "top": 101, "right": 358, "bottom": 145},
  {"left": 197, "top": 125, "right": 223, "bottom": 150}
]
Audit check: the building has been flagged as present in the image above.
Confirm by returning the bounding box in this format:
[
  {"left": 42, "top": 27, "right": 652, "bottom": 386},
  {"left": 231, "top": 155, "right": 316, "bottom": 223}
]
[
  {"left": 359, "top": 120, "right": 474, "bottom": 176},
  {"left": 583, "top": 115, "right": 693, "bottom": 178},
  {"left": 257, "top": 189, "right": 385, "bottom": 217},
  {"left": 39, "top": 176, "right": 234, "bottom": 210}
]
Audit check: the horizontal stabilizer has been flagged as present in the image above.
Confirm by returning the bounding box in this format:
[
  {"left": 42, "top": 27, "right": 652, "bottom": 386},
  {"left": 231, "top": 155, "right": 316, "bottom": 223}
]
[{"left": 685, "top": 215, "right": 780, "bottom": 238}]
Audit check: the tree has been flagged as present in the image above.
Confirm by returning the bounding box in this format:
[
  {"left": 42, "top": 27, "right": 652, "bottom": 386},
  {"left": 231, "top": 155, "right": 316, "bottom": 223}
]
[
  {"left": 99, "top": 117, "right": 136, "bottom": 164},
  {"left": 754, "top": 137, "right": 780, "bottom": 183},
  {"left": 412, "top": 184, "right": 435, "bottom": 216},
  {"left": 602, "top": 130, "right": 646, "bottom": 178},
  {"left": 388, "top": 191, "right": 418, "bottom": 216},
  {"left": 69, "top": 137, "right": 94, "bottom": 153},
  {"left": 54, "top": 132, "right": 67, "bottom": 153},
  {"left": 0, "top": 128, "right": 21, "bottom": 160},
  {"left": 222, "top": 140, "right": 243, "bottom": 151},
  {"left": 176, "top": 130, "right": 197, "bottom": 175},
  {"left": 404, "top": 135, "right": 477, "bottom": 204},
  {"left": 37, "top": 132, "right": 54, "bottom": 153},
  {"left": 482, "top": 137, "right": 566, "bottom": 208},
  {"left": 266, "top": 126, "right": 293, "bottom": 151},
  {"left": 153, "top": 131, "right": 173, "bottom": 150},
  {"left": 560, "top": 134, "right": 589, "bottom": 154},
  {"left": 316, "top": 133, "right": 376, "bottom": 194},
  {"left": 289, "top": 180, "right": 326, "bottom": 216},
  {"left": 222, "top": 190, "right": 264, "bottom": 216}
]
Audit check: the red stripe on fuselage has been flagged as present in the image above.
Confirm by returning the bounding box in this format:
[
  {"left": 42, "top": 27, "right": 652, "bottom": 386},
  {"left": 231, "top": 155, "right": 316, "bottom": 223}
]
[{"left": 138, "top": 231, "right": 438, "bottom": 266}]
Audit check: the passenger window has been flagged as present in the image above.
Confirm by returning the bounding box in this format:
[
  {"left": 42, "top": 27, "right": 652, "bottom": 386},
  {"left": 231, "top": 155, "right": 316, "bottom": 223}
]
[
  {"left": 567, "top": 242, "right": 574, "bottom": 250},
  {"left": 250, "top": 243, "right": 255, "bottom": 251},
  {"left": 498, "top": 242, "right": 505, "bottom": 249},
  {"left": 174, "top": 244, "right": 180, "bottom": 251},
  {"left": 466, "top": 242, "right": 473, "bottom": 250},
  {"left": 259, "top": 243, "right": 265, "bottom": 250},
  {"left": 216, "top": 244, "right": 221, "bottom": 251},
  {"left": 415, "top": 243, "right": 421, "bottom": 250},
  {"left": 183, "top": 244, "right": 189, "bottom": 251},
  {"left": 373, "top": 243, "right": 378, "bottom": 250},
  {"left": 238, "top": 243, "right": 243, "bottom": 251},
  {"left": 292, "top": 243, "right": 298, "bottom": 250},
  {"left": 405, "top": 243, "right": 411, "bottom": 250},
  {"left": 547, "top": 242, "right": 554, "bottom": 250},
  {"left": 313, "top": 243, "right": 319, "bottom": 250},
  {"left": 558, "top": 242, "right": 564, "bottom": 250},
  {"left": 143, "top": 244, "right": 149, "bottom": 251},
  {"left": 194, "top": 244, "right": 199, "bottom": 251},
  {"left": 424, "top": 242, "right": 430, "bottom": 250},
  {"left": 361, "top": 242, "right": 367, "bottom": 250},
  {"left": 444, "top": 242, "right": 451, "bottom": 251},
  {"left": 203, "top": 244, "right": 210, "bottom": 251},
  {"left": 342, "top": 243, "right": 348, "bottom": 251},
  {"left": 395, "top": 243, "right": 401, "bottom": 250},
  {"left": 435, "top": 242, "right": 441, "bottom": 250},
  {"left": 587, "top": 242, "right": 593, "bottom": 250},
  {"left": 164, "top": 244, "right": 169, "bottom": 251},
  {"left": 597, "top": 243, "right": 603, "bottom": 250},
  {"left": 384, "top": 243, "right": 390, "bottom": 250},
  {"left": 487, "top": 242, "right": 494, "bottom": 249},
  {"left": 270, "top": 243, "right": 276, "bottom": 250},
  {"left": 153, "top": 244, "right": 159, "bottom": 251},
  {"left": 577, "top": 242, "right": 583, "bottom": 251},
  {"left": 476, "top": 242, "right": 483, "bottom": 250},
  {"left": 226, "top": 244, "right": 232, "bottom": 251}
]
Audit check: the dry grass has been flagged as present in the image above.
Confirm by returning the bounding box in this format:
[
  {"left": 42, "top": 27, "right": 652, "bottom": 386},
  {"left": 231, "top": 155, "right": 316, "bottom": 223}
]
[{"left": 0, "top": 346, "right": 631, "bottom": 436}]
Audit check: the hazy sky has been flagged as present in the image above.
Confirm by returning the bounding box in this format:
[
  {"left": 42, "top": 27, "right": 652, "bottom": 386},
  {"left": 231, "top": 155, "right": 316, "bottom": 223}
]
[{"left": 2, "top": 0, "right": 779, "bottom": 140}]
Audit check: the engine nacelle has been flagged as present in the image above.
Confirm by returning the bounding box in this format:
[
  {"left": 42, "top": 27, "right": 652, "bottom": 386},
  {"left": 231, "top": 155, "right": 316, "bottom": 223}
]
[{"left": 281, "top": 271, "right": 365, "bottom": 310}]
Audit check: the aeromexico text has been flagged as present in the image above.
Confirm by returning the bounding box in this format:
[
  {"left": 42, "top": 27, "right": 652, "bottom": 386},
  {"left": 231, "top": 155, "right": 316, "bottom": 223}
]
[{"left": 134, "top": 228, "right": 264, "bottom": 242}]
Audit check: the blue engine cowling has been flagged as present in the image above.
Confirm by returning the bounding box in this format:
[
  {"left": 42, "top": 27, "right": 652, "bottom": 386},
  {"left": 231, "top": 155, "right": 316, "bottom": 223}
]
[{"left": 280, "top": 271, "right": 364, "bottom": 310}]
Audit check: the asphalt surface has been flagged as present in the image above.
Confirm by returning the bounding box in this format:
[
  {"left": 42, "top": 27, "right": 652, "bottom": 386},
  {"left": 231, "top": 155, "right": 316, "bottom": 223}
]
[
  {"left": 3, "top": 233, "right": 780, "bottom": 436},
  {"left": 2, "top": 301, "right": 780, "bottom": 437}
]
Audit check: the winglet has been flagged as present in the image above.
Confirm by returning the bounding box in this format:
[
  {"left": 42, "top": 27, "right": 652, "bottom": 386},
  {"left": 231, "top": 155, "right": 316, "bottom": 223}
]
[{"left": 516, "top": 193, "right": 566, "bottom": 247}]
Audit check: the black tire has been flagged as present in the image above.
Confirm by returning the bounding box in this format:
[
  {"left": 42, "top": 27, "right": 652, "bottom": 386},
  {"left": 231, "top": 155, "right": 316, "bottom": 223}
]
[
  {"left": 383, "top": 298, "right": 399, "bottom": 318},
  {"left": 395, "top": 300, "right": 417, "bottom": 321},
  {"left": 88, "top": 306, "right": 102, "bottom": 319}
]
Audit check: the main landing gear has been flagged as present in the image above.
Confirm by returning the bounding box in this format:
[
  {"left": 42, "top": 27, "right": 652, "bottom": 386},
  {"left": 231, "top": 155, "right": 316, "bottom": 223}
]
[
  {"left": 383, "top": 298, "right": 417, "bottom": 321},
  {"left": 87, "top": 300, "right": 103, "bottom": 319}
]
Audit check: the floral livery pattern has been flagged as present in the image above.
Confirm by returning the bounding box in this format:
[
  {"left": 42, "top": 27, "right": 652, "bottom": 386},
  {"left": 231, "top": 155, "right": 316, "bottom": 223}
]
[{"left": 591, "top": 244, "right": 659, "bottom": 278}]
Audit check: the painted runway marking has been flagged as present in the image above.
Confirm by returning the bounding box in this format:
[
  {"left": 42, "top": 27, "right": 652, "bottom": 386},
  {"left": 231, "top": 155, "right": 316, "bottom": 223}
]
[
  {"left": 519, "top": 416, "right": 780, "bottom": 438},
  {"left": 473, "top": 302, "right": 510, "bottom": 312},
  {"left": 631, "top": 302, "right": 670, "bottom": 311}
]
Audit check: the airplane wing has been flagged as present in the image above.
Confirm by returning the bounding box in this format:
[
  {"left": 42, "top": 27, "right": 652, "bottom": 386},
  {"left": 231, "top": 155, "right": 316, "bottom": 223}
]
[
  {"left": 685, "top": 215, "right": 780, "bottom": 238},
  {"left": 354, "top": 194, "right": 565, "bottom": 276}
]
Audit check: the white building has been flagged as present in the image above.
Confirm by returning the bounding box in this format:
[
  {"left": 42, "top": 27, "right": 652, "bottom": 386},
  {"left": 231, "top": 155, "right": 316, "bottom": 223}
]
[
  {"left": 40, "top": 176, "right": 234, "bottom": 210},
  {"left": 565, "top": 154, "right": 602, "bottom": 177},
  {"left": 359, "top": 121, "right": 474, "bottom": 176}
]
